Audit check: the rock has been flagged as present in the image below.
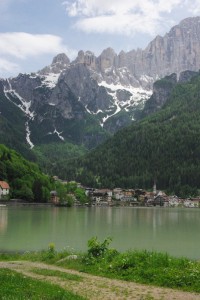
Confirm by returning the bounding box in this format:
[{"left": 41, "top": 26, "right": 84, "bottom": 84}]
[{"left": 57, "top": 255, "right": 78, "bottom": 263}]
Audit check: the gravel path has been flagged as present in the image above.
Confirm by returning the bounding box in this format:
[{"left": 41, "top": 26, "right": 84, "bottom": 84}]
[{"left": 0, "top": 261, "right": 200, "bottom": 300}]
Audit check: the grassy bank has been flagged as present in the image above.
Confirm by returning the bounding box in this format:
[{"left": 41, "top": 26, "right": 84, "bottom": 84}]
[
  {"left": 0, "top": 238, "right": 200, "bottom": 294},
  {"left": 0, "top": 268, "right": 85, "bottom": 299}
]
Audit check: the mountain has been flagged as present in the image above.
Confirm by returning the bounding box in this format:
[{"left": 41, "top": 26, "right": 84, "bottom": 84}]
[
  {"left": 64, "top": 71, "right": 200, "bottom": 197},
  {"left": 1, "top": 17, "right": 200, "bottom": 155}
]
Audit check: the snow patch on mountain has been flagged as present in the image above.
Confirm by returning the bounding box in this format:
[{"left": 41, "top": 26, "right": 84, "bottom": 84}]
[
  {"left": 102, "top": 90, "right": 121, "bottom": 123},
  {"left": 99, "top": 81, "right": 152, "bottom": 100},
  {"left": 25, "top": 121, "right": 34, "bottom": 149},
  {"left": 4, "top": 79, "right": 35, "bottom": 119},
  {"left": 47, "top": 128, "right": 65, "bottom": 141},
  {"left": 140, "top": 75, "right": 155, "bottom": 83},
  {"left": 4, "top": 79, "right": 35, "bottom": 148},
  {"left": 40, "top": 73, "right": 60, "bottom": 89},
  {"left": 97, "top": 81, "right": 152, "bottom": 123}
]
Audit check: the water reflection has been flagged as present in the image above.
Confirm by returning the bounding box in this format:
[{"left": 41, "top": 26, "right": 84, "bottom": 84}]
[
  {"left": 0, "top": 206, "right": 200, "bottom": 259},
  {"left": 0, "top": 207, "right": 7, "bottom": 234}
]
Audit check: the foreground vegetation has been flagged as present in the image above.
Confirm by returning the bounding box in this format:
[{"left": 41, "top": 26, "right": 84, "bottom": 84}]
[
  {"left": 0, "top": 144, "right": 54, "bottom": 202},
  {"left": 0, "top": 144, "right": 89, "bottom": 205},
  {"left": 1, "top": 238, "right": 200, "bottom": 294},
  {"left": 0, "top": 268, "right": 85, "bottom": 299}
]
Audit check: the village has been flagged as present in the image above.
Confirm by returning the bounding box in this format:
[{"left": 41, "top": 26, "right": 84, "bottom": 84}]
[
  {"left": 0, "top": 179, "right": 200, "bottom": 208},
  {"left": 83, "top": 187, "right": 200, "bottom": 208},
  {"left": 50, "top": 179, "right": 200, "bottom": 209}
]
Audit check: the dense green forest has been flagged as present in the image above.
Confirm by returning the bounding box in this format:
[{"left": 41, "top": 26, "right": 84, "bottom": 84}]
[
  {"left": 0, "top": 144, "right": 53, "bottom": 202},
  {"left": 63, "top": 74, "right": 200, "bottom": 197},
  {"left": 33, "top": 142, "right": 88, "bottom": 176}
]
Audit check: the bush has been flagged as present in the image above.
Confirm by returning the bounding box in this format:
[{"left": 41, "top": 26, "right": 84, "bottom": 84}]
[{"left": 87, "top": 236, "right": 112, "bottom": 258}]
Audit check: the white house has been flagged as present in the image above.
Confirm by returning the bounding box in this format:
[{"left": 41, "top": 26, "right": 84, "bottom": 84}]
[{"left": 0, "top": 181, "right": 10, "bottom": 199}]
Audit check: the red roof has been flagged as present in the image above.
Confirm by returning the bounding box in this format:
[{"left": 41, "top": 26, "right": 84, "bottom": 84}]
[{"left": 0, "top": 181, "right": 10, "bottom": 189}]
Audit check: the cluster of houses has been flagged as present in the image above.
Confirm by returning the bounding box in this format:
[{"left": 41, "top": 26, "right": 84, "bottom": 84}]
[
  {"left": 84, "top": 187, "right": 200, "bottom": 208},
  {"left": 50, "top": 178, "right": 200, "bottom": 208},
  {"left": 0, "top": 177, "right": 199, "bottom": 208},
  {"left": 0, "top": 181, "right": 10, "bottom": 200}
]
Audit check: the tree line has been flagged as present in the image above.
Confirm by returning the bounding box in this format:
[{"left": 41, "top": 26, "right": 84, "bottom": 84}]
[{"left": 62, "top": 74, "right": 200, "bottom": 198}]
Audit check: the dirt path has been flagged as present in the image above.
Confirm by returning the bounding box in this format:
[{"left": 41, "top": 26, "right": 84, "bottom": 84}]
[{"left": 0, "top": 261, "right": 199, "bottom": 300}]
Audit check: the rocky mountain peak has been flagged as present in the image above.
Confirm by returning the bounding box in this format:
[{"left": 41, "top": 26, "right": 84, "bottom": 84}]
[
  {"left": 52, "top": 53, "right": 70, "bottom": 66},
  {"left": 98, "top": 47, "right": 117, "bottom": 72},
  {"left": 74, "top": 50, "right": 96, "bottom": 68},
  {"left": 39, "top": 53, "right": 70, "bottom": 75},
  {"left": 179, "top": 16, "right": 200, "bottom": 27}
]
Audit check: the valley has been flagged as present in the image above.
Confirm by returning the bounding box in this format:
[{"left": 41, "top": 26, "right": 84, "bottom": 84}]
[{"left": 1, "top": 17, "right": 200, "bottom": 198}]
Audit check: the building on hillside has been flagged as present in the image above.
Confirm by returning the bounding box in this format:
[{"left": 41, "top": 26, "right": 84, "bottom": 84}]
[
  {"left": 85, "top": 187, "right": 95, "bottom": 196},
  {"left": 168, "top": 196, "right": 181, "bottom": 207},
  {"left": 183, "top": 198, "right": 200, "bottom": 208},
  {"left": 50, "top": 191, "right": 59, "bottom": 204},
  {"left": 90, "top": 189, "right": 113, "bottom": 206},
  {"left": 0, "top": 181, "right": 10, "bottom": 200},
  {"left": 153, "top": 195, "right": 168, "bottom": 206},
  {"left": 113, "top": 188, "right": 123, "bottom": 200}
]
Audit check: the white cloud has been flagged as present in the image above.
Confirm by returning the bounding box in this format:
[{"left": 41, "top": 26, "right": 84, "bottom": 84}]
[
  {"left": 186, "top": 0, "right": 200, "bottom": 14},
  {"left": 63, "top": 0, "right": 184, "bottom": 17},
  {"left": 0, "top": 58, "right": 20, "bottom": 74},
  {"left": 0, "top": 32, "right": 77, "bottom": 78},
  {"left": 63, "top": 0, "right": 197, "bottom": 36},
  {"left": 75, "top": 14, "right": 160, "bottom": 36},
  {"left": 0, "top": 32, "right": 69, "bottom": 59}
]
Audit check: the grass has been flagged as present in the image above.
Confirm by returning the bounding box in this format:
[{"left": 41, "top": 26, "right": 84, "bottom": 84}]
[
  {"left": 31, "top": 268, "right": 83, "bottom": 281},
  {"left": 1, "top": 237, "right": 200, "bottom": 294},
  {"left": 0, "top": 268, "right": 86, "bottom": 300},
  {"left": 57, "top": 249, "right": 200, "bottom": 293}
]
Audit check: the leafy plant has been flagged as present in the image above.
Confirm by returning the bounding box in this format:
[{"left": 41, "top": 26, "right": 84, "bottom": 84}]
[
  {"left": 87, "top": 236, "right": 112, "bottom": 258},
  {"left": 46, "top": 243, "right": 56, "bottom": 259}
]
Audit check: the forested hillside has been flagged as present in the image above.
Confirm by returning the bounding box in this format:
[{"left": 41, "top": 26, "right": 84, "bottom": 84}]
[
  {"left": 65, "top": 73, "right": 200, "bottom": 197},
  {"left": 32, "top": 142, "right": 88, "bottom": 175},
  {"left": 0, "top": 144, "right": 53, "bottom": 201}
]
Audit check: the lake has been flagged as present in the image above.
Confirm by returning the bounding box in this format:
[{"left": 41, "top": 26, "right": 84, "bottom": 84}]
[{"left": 0, "top": 205, "right": 200, "bottom": 259}]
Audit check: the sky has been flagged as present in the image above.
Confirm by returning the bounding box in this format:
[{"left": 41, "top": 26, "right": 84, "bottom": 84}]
[{"left": 0, "top": 0, "right": 200, "bottom": 78}]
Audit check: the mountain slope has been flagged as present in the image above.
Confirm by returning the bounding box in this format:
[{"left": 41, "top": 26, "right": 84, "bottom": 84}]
[
  {"left": 0, "top": 144, "right": 53, "bottom": 201},
  {"left": 1, "top": 17, "right": 200, "bottom": 154},
  {"left": 65, "top": 72, "right": 200, "bottom": 196},
  {"left": 0, "top": 82, "right": 36, "bottom": 160}
]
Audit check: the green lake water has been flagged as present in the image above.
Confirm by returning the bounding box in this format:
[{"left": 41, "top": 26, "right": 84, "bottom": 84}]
[{"left": 0, "top": 206, "right": 199, "bottom": 259}]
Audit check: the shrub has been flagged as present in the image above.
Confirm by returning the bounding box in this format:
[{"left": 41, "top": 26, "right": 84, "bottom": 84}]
[{"left": 87, "top": 236, "right": 112, "bottom": 258}]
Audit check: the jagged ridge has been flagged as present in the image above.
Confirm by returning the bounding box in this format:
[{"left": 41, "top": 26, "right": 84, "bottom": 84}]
[{"left": 1, "top": 17, "right": 200, "bottom": 151}]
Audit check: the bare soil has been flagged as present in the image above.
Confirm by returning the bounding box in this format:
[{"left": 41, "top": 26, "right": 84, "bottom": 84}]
[{"left": 0, "top": 261, "right": 199, "bottom": 300}]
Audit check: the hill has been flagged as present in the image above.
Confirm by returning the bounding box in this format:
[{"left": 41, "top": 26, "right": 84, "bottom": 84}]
[
  {"left": 0, "top": 144, "right": 53, "bottom": 202},
  {"left": 65, "top": 72, "right": 200, "bottom": 197}
]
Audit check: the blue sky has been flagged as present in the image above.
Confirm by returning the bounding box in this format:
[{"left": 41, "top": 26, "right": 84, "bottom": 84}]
[{"left": 0, "top": 0, "right": 199, "bottom": 78}]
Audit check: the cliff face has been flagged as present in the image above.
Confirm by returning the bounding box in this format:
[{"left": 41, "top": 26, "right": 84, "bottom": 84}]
[
  {"left": 1, "top": 17, "right": 200, "bottom": 151},
  {"left": 140, "top": 17, "right": 200, "bottom": 78},
  {"left": 76, "top": 17, "right": 200, "bottom": 87},
  {"left": 141, "top": 70, "right": 199, "bottom": 117}
]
